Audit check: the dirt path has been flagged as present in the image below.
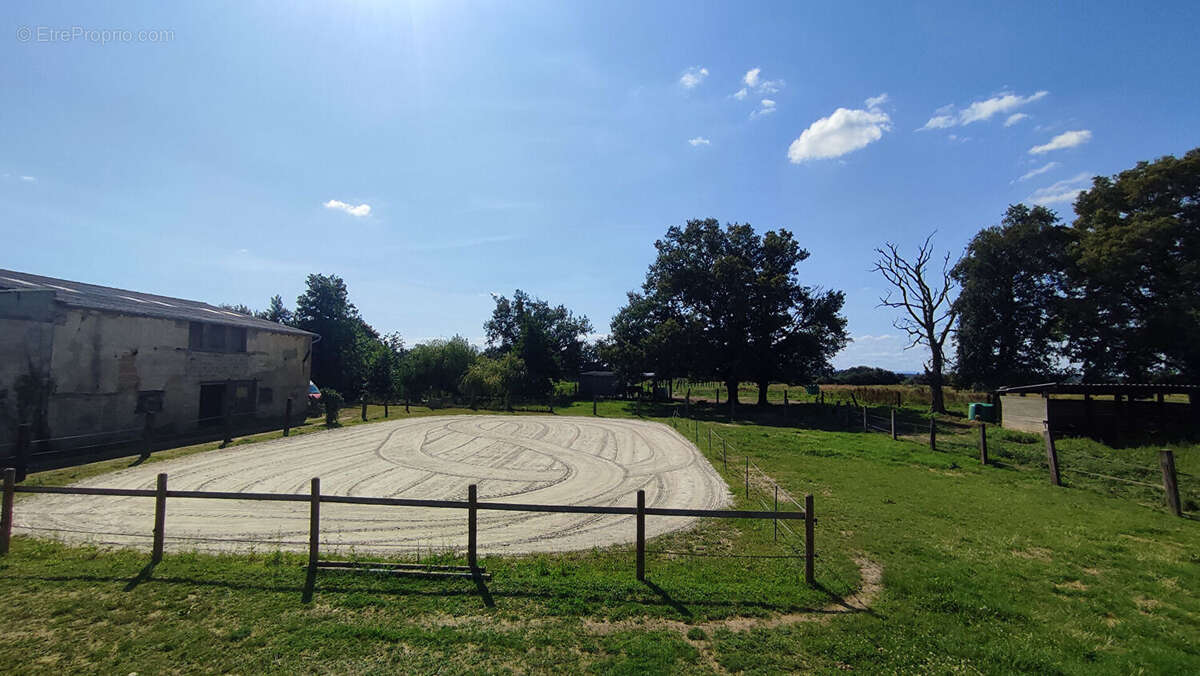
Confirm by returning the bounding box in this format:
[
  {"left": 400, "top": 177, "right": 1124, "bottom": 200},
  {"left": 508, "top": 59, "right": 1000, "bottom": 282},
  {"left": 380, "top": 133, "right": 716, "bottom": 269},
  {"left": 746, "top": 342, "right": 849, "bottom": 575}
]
[{"left": 15, "top": 415, "right": 730, "bottom": 555}]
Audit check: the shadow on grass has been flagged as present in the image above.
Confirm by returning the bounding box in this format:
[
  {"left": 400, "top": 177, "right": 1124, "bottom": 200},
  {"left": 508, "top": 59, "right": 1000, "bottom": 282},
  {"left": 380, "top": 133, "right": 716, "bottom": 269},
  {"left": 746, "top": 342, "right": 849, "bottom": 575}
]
[
  {"left": 123, "top": 560, "right": 157, "bottom": 592},
  {"left": 10, "top": 565, "right": 853, "bottom": 619}
]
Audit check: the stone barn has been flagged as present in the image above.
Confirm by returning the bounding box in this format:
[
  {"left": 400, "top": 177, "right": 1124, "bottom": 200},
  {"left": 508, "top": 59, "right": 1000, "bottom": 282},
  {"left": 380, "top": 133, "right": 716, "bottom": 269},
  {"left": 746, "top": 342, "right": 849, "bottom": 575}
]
[{"left": 0, "top": 269, "right": 315, "bottom": 455}]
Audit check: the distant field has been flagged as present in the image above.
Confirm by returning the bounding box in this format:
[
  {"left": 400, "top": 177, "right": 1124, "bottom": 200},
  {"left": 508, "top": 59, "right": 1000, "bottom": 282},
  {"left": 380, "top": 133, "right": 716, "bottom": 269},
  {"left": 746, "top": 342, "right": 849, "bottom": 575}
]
[{"left": 668, "top": 380, "right": 988, "bottom": 414}]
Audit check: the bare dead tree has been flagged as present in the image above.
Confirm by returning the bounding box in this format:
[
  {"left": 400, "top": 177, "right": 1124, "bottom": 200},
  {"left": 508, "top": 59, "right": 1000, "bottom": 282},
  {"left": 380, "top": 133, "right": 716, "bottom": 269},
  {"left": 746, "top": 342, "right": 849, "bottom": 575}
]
[{"left": 872, "top": 234, "right": 959, "bottom": 413}]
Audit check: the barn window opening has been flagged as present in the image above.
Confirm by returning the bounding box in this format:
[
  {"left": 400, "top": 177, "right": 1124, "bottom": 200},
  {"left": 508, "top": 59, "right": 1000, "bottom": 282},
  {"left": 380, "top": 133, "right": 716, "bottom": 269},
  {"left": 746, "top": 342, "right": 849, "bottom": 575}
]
[{"left": 188, "top": 322, "right": 248, "bottom": 353}]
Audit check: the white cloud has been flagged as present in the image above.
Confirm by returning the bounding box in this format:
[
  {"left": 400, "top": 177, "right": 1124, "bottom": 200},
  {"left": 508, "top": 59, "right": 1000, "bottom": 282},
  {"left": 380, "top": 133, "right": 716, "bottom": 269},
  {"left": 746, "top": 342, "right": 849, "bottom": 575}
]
[
  {"left": 1004, "top": 113, "right": 1029, "bottom": 127},
  {"left": 679, "top": 66, "right": 709, "bottom": 89},
  {"left": 960, "top": 91, "right": 1047, "bottom": 124},
  {"left": 757, "top": 78, "right": 784, "bottom": 94},
  {"left": 734, "top": 67, "right": 784, "bottom": 99},
  {"left": 864, "top": 93, "right": 889, "bottom": 110},
  {"left": 688, "top": 137, "right": 711, "bottom": 146},
  {"left": 919, "top": 90, "right": 1047, "bottom": 130},
  {"left": 1029, "top": 129, "right": 1092, "bottom": 154},
  {"left": 1017, "top": 161, "right": 1059, "bottom": 182},
  {"left": 19, "top": 175, "right": 36, "bottom": 182},
  {"left": 323, "top": 199, "right": 371, "bottom": 217},
  {"left": 1028, "top": 172, "right": 1091, "bottom": 205},
  {"left": 787, "top": 106, "right": 892, "bottom": 163},
  {"left": 751, "top": 99, "right": 776, "bottom": 118}
]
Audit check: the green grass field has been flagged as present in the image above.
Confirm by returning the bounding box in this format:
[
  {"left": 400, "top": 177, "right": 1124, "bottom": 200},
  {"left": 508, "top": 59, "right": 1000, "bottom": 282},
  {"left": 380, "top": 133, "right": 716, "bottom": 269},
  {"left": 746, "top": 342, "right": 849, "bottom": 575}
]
[{"left": 1, "top": 398, "right": 1196, "bottom": 673}]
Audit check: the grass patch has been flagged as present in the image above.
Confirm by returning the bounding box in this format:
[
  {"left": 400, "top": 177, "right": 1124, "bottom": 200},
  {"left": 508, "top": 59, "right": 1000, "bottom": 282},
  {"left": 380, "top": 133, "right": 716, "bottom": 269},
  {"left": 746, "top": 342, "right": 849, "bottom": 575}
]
[{"left": 2, "top": 397, "right": 1197, "bottom": 673}]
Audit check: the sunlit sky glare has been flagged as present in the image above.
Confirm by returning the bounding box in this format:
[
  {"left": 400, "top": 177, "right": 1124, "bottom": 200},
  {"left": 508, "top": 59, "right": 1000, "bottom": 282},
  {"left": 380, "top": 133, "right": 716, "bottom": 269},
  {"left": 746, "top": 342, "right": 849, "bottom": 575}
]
[{"left": 4, "top": 1, "right": 1198, "bottom": 372}]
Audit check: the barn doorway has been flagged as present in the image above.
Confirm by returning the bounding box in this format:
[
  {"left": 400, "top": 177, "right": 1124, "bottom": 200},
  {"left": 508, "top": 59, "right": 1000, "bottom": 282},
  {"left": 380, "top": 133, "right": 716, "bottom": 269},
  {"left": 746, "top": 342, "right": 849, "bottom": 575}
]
[{"left": 198, "top": 383, "right": 226, "bottom": 425}]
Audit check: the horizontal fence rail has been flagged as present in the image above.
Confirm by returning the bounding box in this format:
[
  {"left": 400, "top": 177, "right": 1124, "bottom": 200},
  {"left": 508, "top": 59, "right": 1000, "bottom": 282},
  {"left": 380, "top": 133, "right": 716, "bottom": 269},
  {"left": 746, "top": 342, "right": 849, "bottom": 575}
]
[{"left": 0, "top": 467, "right": 816, "bottom": 588}]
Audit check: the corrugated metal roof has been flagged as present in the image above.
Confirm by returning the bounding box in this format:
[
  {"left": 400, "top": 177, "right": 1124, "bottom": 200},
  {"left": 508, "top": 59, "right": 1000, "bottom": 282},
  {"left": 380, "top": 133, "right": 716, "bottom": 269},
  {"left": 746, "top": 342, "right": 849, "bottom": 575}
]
[
  {"left": 997, "top": 382, "right": 1199, "bottom": 395},
  {"left": 0, "top": 269, "right": 314, "bottom": 337}
]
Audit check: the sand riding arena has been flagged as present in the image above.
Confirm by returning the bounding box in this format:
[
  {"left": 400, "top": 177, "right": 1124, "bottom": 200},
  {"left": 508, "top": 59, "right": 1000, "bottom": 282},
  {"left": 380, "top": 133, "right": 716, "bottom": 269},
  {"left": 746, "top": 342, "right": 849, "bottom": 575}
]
[{"left": 15, "top": 416, "right": 731, "bottom": 555}]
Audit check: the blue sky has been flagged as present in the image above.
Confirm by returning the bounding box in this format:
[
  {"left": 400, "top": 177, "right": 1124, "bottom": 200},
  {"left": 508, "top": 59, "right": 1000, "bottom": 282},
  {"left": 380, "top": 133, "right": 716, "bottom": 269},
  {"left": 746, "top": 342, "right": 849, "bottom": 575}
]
[{"left": 3, "top": 1, "right": 1198, "bottom": 372}]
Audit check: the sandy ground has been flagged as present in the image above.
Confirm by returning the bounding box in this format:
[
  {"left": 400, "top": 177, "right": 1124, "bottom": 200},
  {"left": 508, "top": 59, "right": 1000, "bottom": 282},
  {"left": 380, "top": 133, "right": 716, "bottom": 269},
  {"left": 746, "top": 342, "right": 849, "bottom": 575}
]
[{"left": 15, "top": 415, "right": 731, "bottom": 555}]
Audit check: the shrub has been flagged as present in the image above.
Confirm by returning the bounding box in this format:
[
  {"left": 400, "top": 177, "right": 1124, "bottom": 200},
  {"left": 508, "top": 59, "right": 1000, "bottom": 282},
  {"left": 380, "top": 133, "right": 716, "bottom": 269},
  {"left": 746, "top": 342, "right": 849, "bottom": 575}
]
[{"left": 321, "top": 388, "right": 344, "bottom": 427}]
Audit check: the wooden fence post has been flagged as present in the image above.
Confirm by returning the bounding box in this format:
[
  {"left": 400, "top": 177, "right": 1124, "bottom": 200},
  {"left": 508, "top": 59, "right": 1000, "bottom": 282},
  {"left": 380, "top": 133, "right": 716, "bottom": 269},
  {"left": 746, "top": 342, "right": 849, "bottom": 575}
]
[
  {"left": 361, "top": 401, "right": 367, "bottom": 422},
  {"left": 283, "top": 397, "right": 292, "bottom": 437},
  {"left": 636, "top": 489, "right": 645, "bottom": 581},
  {"left": 141, "top": 412, "right": 154, "bottom": 461},
  {"left": 308, "top": 477, "right": 320, "bottom": 575},
  {"left": 384, "top": 401, "right": 389, "bottom": 418},
  {"left": 1043, "top": 421, "right": 1061, "bottom": 486},
  {"left": 890, "top": 408, "right": 897, "bottom": 440},
  {"left": 405, "top": 399, "right": 410, "bottom": 414},
  {"left": 929, "top": 418, "right": 936, "bottom": 451},
  {"left": 468, "top": 484, "right": 478, "bottom": 569},
  {"left": 1160, "top": 450, "right": 1182, "bottom": 517},
  {"left": 152, "top": 473, "right": 167, "bottom": 563},
  {"left": 804, "top": 494, "right": 815, "bottom": 586},
  {"left": 15, "top": 423, "right": 30, "bottom": 483},
  {"left": 593, "top": 397, "right": 597, "bottom": 416},
  {"left": 715, "top": 388, "right": 719, "bottom": 405},
  {"left": 862, "top": 406, "right": 868, "bottom": 432},
  {"left": 744, "top": 456, "right": 749, "bottom": 497},
  {"left": 979, "top": 423, "right": 989, "bottom": 465},
  {"left": 0, "top": 468, "right": 14, "bottom": 555}
]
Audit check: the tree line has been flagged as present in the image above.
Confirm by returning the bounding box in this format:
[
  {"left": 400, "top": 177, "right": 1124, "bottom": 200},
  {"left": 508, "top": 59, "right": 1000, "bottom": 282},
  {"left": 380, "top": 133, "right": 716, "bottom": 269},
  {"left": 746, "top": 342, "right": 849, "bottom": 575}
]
[
  {"left": 875, "top": 147, "right": 1199, "bottom": 411},
  {"left": 228, "top": 278, "right": 595, "bottom": 407}
]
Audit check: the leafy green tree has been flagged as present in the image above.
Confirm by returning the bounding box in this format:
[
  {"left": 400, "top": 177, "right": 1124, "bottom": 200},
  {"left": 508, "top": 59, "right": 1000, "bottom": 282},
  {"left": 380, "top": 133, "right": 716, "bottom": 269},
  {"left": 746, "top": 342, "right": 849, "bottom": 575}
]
[
  {"left": 621, "top": 219, "right": 847, "bottom": 408},
  {"left": 746, "top": 229, "right": 848, "bottom": 404},
  {"left": 952, "top": 204, "right": 1072, "bottom": 390},
  {"left": 366, "top": 332, "right": 404, "bottom": 403},
  {"left": 294, "top": 274, "right": 368, "bottom": 398},
  {"left": 219, "top": 303, "right": 256, "bottom": 316},
  {"left": 825, "top": 366, "right": 904, "bottom": 385},
  {"left": 262, "top": 294, "right": 294, "bottom": 325},
  {"left": 1067, "top": 148, "right": 1200, "bottom": 381},
  {"left": 460, "top": 353, "right": 528, "bottom": 409},
  {"left": 603, "top": 291, "right": 698, "bottom": 393},
  {"left": 484, "top": 290, "right": 593, "bottom": 387},
  {"left": 399, "top": 336, "right": 478, "bottom": 400}
]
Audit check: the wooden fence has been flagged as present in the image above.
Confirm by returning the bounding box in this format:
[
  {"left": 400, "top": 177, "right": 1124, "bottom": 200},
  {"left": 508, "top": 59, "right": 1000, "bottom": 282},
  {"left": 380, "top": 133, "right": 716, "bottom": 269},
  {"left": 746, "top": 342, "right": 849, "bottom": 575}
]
[{"left": 0, "top": 467, "right": 816, "bottom": 586}]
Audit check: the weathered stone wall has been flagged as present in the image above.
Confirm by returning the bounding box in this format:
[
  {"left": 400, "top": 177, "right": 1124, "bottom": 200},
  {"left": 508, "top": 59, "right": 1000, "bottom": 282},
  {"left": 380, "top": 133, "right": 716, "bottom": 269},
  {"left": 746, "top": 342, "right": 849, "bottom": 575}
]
[
  {"left": 2, "top": 295, "right": 311, "bottom": 451},
  {"left": 0, "top": 290, "right": 58, "bottom": 448}
]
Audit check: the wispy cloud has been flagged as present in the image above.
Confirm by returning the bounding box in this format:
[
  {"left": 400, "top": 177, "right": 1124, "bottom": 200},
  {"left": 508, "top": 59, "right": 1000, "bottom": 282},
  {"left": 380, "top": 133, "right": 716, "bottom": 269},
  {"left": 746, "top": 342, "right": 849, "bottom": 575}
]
[
  {"left": 1029, "top": 129, "right": 1092, "bottom": 154},
  {"left": 323, "top": 199, "right": 371, "bottom": 217},
  {"left": 864, "top": 93, "right": 890, "bottom": 110},
  {"left": 750, "top": 99, "right": 776, "bottom": 119},
  {"left": 733, "top": 67, "right": 784, "bottom": 100},
  {"left": 1017, "top": 161, "right": 1059, "bottom": 182},
  {"left": 688, "top": 137, "right": 711, "bottom": 146},
  {"left": 788, "top": 105, "right": 892, "bottom": 163},
  {"left": 1004, "top": 113, "right": 1029, "bottom": 127},
  {"left": 919, "top": 90, "right": 1047, "bottom": 130},
  {"left": 679, "top": 66, "right": 709, "bottom": 89},
  {"left": 19, "top": 175, "right": 36, "bottom": 182},
  {"left": 1028, "top": 172, "right": 1092, "bottom": 205}
]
